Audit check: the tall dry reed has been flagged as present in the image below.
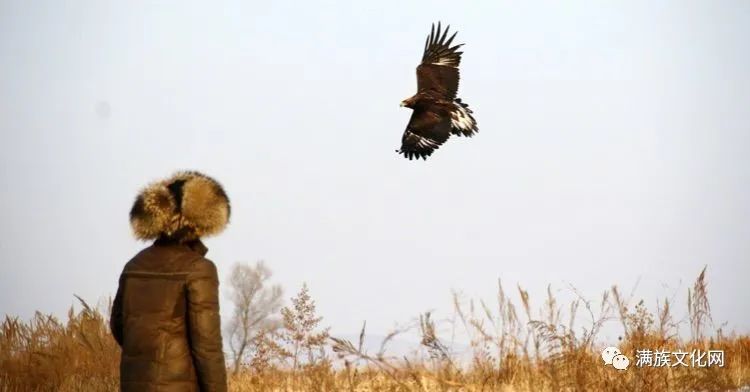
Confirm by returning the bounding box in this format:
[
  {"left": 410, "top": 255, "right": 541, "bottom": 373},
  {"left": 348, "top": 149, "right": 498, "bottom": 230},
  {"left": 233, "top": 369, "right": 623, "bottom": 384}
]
[{"left": 1, "top": 268, "right": 748, "bottom": 391}]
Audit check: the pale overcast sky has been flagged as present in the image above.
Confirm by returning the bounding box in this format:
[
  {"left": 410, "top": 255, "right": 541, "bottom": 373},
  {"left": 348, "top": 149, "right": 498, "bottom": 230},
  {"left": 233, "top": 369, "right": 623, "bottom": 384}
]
[{"left": 1, "top": 1, "right": 749, "bottom": 342}]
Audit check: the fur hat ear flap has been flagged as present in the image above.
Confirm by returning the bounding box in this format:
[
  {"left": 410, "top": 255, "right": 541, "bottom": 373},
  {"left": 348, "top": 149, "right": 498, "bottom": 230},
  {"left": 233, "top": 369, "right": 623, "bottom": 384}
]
[
  {"left": 178, "top": 174, "right": 231, "bottom": 238},
  {"left": 129, "top": 182, "right": 179, "bottom": 240},
  {"left": 129, "top": 171, "right": 230, "bottom": 242}
]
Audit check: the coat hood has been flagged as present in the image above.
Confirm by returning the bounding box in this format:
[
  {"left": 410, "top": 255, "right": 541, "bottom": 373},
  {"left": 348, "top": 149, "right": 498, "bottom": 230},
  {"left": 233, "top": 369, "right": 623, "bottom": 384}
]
[{"left": 129, "top": 171, "right": 230, "bottom": 242}]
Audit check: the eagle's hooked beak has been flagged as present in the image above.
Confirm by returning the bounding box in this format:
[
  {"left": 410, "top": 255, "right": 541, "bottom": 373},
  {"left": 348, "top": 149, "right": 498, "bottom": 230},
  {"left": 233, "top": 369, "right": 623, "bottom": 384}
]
[{"left": 400, "top": 101, "right": 407, "bottom": 107}]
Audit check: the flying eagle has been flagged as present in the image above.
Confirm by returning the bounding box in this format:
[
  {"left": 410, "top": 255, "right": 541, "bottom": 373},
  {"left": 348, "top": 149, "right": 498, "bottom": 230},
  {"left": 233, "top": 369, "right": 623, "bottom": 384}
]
[{"left": 397, "top": 22, "right": 478, "bottom": 160}]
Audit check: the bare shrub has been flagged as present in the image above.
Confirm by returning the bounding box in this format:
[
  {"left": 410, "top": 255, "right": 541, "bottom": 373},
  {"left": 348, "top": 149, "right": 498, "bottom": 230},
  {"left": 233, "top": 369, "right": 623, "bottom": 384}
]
[{"left": 277, "top": 283, "right": 330, "bottom": 371}]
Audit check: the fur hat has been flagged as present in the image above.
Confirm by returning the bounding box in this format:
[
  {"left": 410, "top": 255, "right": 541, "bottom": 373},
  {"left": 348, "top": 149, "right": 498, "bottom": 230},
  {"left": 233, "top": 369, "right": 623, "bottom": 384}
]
[{"left": 129, "top": 171, "right": 230, "bottom": 242}]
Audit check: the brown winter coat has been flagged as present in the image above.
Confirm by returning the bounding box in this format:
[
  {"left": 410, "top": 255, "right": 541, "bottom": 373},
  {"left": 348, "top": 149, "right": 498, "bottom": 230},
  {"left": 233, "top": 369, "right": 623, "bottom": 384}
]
[{"left": 111, "top": 171, "right": 230, "bottom": 392}]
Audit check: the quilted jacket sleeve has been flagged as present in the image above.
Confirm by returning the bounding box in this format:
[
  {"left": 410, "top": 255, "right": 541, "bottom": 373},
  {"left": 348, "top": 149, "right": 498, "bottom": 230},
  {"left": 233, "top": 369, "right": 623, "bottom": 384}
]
[
  {"left": 186, "top": 257, "right": 228, "bottom": 392},
  {"left": 110, "top": 274, "right": 124, "bottom": 346}
]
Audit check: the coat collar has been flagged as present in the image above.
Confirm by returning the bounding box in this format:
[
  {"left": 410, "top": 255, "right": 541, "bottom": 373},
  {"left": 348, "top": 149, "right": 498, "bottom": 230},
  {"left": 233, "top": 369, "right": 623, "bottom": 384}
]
[
  {"left": 186, "top": 239, "right": 208, "bottom": 256},
  {"left": 154, "top": 236, "right": 208, "bottom": 256}
]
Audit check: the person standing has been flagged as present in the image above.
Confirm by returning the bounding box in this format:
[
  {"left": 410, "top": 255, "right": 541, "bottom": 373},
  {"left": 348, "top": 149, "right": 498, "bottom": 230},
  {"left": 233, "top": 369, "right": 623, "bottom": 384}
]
[{"left": 110, "top": 171, "right": 230, "bottom": 391}]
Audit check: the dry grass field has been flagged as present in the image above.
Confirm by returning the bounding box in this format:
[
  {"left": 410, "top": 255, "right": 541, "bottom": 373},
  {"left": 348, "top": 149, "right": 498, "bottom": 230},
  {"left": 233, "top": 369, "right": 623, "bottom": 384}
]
[{"left": 1, "top": 268, "right": 748, "bottom": 392}]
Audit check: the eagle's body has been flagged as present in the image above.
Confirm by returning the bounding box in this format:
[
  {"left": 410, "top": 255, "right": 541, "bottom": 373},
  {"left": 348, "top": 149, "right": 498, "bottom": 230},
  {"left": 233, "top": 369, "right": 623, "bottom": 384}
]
[{"left": 397, "top": 22, "right": 478, "bottom": 160}]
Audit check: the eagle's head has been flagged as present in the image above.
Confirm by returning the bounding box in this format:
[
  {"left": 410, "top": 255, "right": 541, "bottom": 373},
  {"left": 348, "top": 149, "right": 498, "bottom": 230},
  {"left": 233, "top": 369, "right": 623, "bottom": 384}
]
[{"left": 401, "top": 95, "right": 419, "bottom": 109}]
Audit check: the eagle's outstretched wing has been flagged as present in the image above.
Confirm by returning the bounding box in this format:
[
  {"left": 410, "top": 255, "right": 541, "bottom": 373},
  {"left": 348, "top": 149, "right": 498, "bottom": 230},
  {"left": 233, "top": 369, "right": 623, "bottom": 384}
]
[
  {"left": 397, "top": 107, "right": 452, "bottom": 160},
  {"left": 416, "top": 22, "right": 463, "bottom": 99}
]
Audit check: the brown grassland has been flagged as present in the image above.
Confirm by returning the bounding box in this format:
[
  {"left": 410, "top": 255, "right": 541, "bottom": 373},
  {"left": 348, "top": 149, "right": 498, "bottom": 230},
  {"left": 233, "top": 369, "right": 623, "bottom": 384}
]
[{"left": 1, "top": 268, "right": 748, "bottom": 391}]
